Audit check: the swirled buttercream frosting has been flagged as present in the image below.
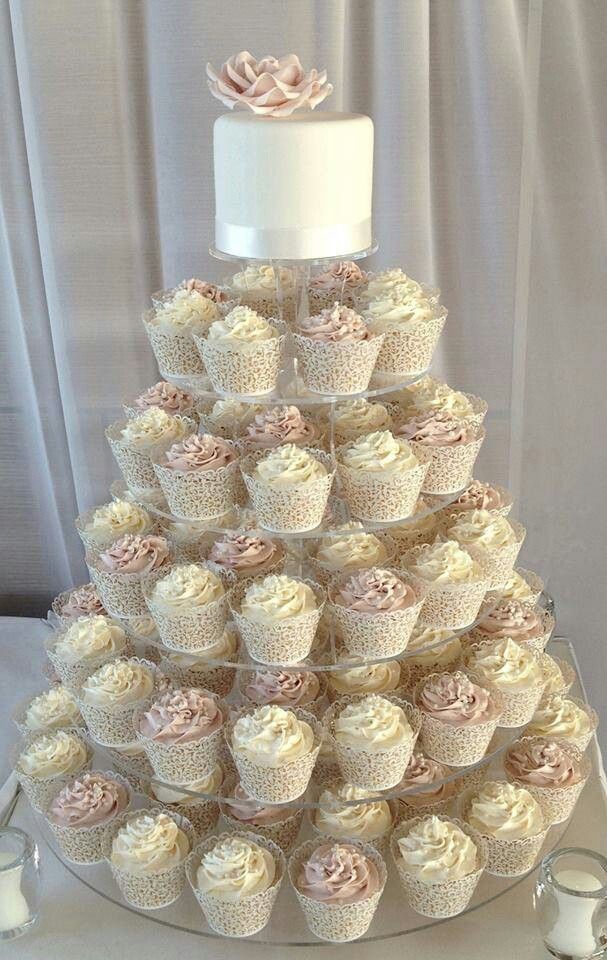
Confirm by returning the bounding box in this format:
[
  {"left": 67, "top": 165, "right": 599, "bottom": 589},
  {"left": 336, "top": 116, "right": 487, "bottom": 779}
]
[
  {"left": 253, "top": 444, "right": 327, "bottom": 486},
  {"left": 151, "top": 563, "right": 224, "bottom": 611},
  {"left": 196, "top": 835, "right": 275, "bottom": 900},
  {"left": 359, "top": 268, "right": 424, "bottom": 304},
  {"left": 240, "top": 574, "right": 317, "bottom": 624},
  {"left": 328, "top": 656, "right": 401, "bottom": 697},
  {"left": 334, "top": 694, "right": 412, "bottom": 752},
  {"left": 19, "top": 731, "right": 88, "bottom": 780},
  {"left": 111, "top": 812, "right": 190, "bottom": 875},
  {"left": 499, "top": 570, "right": 536, "bottom": 603},
  {"left": 244, "top": 669, "right": 320, "bottom": 708},
  {"left": 208, "top": 533, "right": 283, "bottom": 576},
  {"left": 244, "top": 405, "right": 318, "bottom": 448},
  {"left": 406, "top": 626, "right": 461, "bottom": 668},
  {"left": 453, "top": 479, "right": 507, "bottom": 512},
  {"left": 398, "top": 412, "right": 475, "bottom": 447},
  {"left": 24, "top": 686, "right": 81, "bottom": 732},
  {"left": 404, "top": 377, "right": 475, "bottom": 420},
  {"left": 475, "top": 600, "right": 544, "bottom": 644},
  {"left": 399, "top": 752, "right": 455, "bottom": 804},
  {"left": 505, "top": 740, "right": 581, "bottom": 788},
  {"left": 85, "top": 500, "right": 151, "bottom": 540},
  {"left": 231, "top": 263, "right": 296, "bottom": 294},
  {"left": 364, "top": 293, "right": 438, "bottom": 331},
  {"left": 527, "top": 695, "right": 594, "bottom": 741},
  {"left": 184, "top": 278, "right": 230, "bottom": 303},
  {"left": 340, "top": 430, "right": 418, "bottom": 474},
  {"left": 153, "top": 288, "right": 219, "bottom": 332},
  {"left": 134, "top": 381, "right": 195, "bottom": 415},
  {"left": 408, "top": 540, "right": 481, "bottom": 584},
  {"left": 466, "top": 781, "right": 543, "bottom": 839},
  {"left": 418, "top": 673, "right": 498, "bottom": 726},
  {"left": 397, "top": 816, "right": 478, "bottom": 884},
  {"left": 81, "top": 659, "right": 154, "bottom": 708},
  {"left": 231, "top": 704, "right": 315, "bottom": 768},
  {"left": 314, "top": 783, "right": 393, "bottom": 841},
  {"left": 336, "top": 567, "right": 417, "bottom": 614},
  {"left": 151, "top": 765, "right": 224, "bottom": 804},
  {"left": 207, "top": 305, "right": 278, "bottom": 343},
  {"left": 297, "top": 842, "right": 379, "bottom": 904},
  {"left": 297, "top": 303, "right": 370, "bottom": 343},
  {"left": 163, "top": 433, "right": 236, "bottom": 472},
  {"left": 99, "top": 534, "right": 170, "bottom": 575},
  {"left": 49, "top": 772, "right": 129, "bottom": 827},
  {"left": 54, "top": 615, "right": 127, "bottom": 664},
  {"left": 223, "top": 783, "right": 293, "bottom": 825},
  {"left": 466, "top": 637, "right": 543, "bottom": 691},
  {"left": 138, "top": 687, "right": 223, "bottom": 744},
  {"left": 334, "top": 399, "right": 392, "bottom": 439},
  {"left": 58, "top": 583, "right": 106, "bottom": 619},
  {"left": 310, "top": 261, "right": 368, "bottom": 292},
  {"left": 447, "top": 510, "right": 517, "bottom": 549},
  {"left": 163, "top": 628, "right": 237, "bottom": 666},
  {"left": 119, "top": 408, "right": 190, "bottom": 449},
  {"left": 315, "top": 523, "right": 388, "bottom": 572}
]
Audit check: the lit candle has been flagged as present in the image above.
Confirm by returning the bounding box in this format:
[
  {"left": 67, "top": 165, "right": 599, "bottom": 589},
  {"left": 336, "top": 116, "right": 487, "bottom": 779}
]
[
  {"left": 544, "top": 869, "right": 604, "bottom": 958},
  {"left": 0, "top": 851, "right": 31, "bottom": 933}
]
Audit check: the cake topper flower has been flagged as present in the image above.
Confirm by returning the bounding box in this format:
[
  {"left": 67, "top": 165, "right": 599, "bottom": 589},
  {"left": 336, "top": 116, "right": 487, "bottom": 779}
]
[{"left": 206, "top": 51, "right": 333, "bottom": 117}]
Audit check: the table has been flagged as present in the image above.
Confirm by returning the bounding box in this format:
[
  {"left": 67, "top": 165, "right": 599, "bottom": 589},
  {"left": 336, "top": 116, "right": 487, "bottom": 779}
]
[{"left": 4, "top": 617, "right": 607, "bottom": 960}]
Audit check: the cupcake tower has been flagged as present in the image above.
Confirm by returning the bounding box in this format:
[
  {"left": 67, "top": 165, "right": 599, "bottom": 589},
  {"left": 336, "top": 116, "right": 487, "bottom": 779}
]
[{"left": 14, "top": 54, "right": 599, "bottom": 946}]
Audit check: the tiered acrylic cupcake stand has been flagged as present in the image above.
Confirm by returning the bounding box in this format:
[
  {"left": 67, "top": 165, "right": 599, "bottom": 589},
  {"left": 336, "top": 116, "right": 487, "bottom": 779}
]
[{"left": 34, "top": 245, "right": 595, "bottom": 945}]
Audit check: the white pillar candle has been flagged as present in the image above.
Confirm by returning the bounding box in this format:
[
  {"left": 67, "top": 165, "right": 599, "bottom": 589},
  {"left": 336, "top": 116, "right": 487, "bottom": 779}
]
[
  {"left": 0, "top": 851, "right": 31, "bottom": 933},
  {"left": 544, "top": 868, "right": 604, "bottom": 959}
]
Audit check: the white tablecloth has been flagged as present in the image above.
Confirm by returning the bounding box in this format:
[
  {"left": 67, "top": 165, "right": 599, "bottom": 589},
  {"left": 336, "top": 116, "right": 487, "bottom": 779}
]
[{"left": 4, "top": 617, "right": 607, "bottom": 960}]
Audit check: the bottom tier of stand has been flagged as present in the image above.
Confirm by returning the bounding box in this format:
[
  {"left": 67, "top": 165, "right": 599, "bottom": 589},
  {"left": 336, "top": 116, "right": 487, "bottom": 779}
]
[{"left": 36, "top": 638, "right": 595, "bottom": 946}]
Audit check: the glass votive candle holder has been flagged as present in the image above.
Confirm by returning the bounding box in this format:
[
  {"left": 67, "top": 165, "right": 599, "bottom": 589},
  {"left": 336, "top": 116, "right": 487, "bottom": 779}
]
[
  {"left": 0, "top": 828, "right": 40, "bottom": 940},
  {"left": 535, "top": 847, "right": 607, "bottom": 959}
]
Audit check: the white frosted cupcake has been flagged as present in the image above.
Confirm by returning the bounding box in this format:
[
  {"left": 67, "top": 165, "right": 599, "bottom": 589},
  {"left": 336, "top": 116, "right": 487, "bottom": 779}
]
[
  {"left": 311, "top": 782, "right": 394, "bottom": 851},
  {"left": 158, "top": 627, "right": 239, "bottom": 698},
  {"left": 105, "top": 808, "right": 193, "bottom": 908},
  {"left": 406, "top": 539, "right": 488, "bottom": 629},
  {"left": 399, "top": 376, "right": 487, "bottom": 427},
  {"left": 526, "top": 694, "right": 598, "bottom": 752},
  {"left": 397, "top": 413, "right": 484, "bottom": 495},
  {"left": 106, "top": 409, "right": 193, "bottom": 493},
  {"left": 146, "top": 764, "right": 223, "bottom": 841},
  {"left": 327, "top": 655, "right": 403, "bottom": 702},
  {"left": 124, "top": 380, "right": 197, "bottom": 420},
  {"left": 143, "top": 563, "right": 228, "bottom": 652},
  {"left": 465, "top": 637, "right": 547, "bottom": 727},
  {"left": 333, "top": 398, "right": 392, "bottom": 445},
  {"left": 201, "top": 398, "right": 262, "bottom": 439},
  {"left": 152, "top": 433, "right": 240, "bottom": 520},
  {"left": 46, "top": 615, "right": 129, "bottom": 688},
  {"left": 445, "top": 510, "right": 525, "bottom": 589},
  {"left": 326, "top": 693, "right": 419, "bottom": 790},
  {"left": 14, "top": 729, "right": 91, "bottom": 812},
  {"left": 187, "top": 831, "right": 285, "bottom": 937},
  {"left": 403, "top": 625, "right": 462, "bottom": 689},
  {"left": 357, "top": 268, "right": 433, "bottom": 307},
  {"left": 87, "top": 534, "right": 172, "bottom": 618},
  {"left": 13, "top": 685, "right": 83, "bottom": 735},
  {"left": 309, "top": 522, "right": 392, "bottom": 586},
  {"left": 143, "top": 285, "right": 220, "bottom": 376},
  {"left": 498, "top": 568, "right": 544, "bottom": 605},
  {"left": 388, "top": 498, "right": 440, "bottom": 554},
  {"left": 241, "top": 444, "right": 334, "bottom": 533},
  {"left": 504, "top": 737, "right": 590, "bottom": 825},
  {"left": 391, "top": 814, "right": 486, "bottom": 917},
  {"left": 230, "top": 574, "right": 323, "bottom": 664},
  {"left": 76, "top": 656, "right": 156, "bottom": 745},
  {"left": 337, "top": 430, "right": 429, "bottom": 522},
  {"left": 227, "top": 704, "right": 321, "bottom": 803},
  {"left": 75, "top": 499, "right": 153, "bottom": 552},
  {"left": 293, "top": 303, "right": 384, "bottom": 395},
  {"left": 228, "top": 262, "right": 296, "bottom": 321},
  {"left": 196, "top": 305, "right": 285, "bottom": 395},
  {"left": 416, "top": 671, "right": 502, "bottom": 766},
  {"left": 463, "top": 780, "right": 548, "bottom": 876}
]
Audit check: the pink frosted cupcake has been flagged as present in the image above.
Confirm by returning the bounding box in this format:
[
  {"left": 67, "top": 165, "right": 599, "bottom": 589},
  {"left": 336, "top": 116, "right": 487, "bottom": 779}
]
[
  {"left": 448, "top": 479, "right": 513, "bottom": 518},
  {"left": 46, "top": 770, "right": 131, "bottom": 864},
  {"left": 143, "top": 282, "right": 222, "bottom": 377},
  {"left": 293, "top": 304, "right": 384, "bottom": 395},
  {"left": 220, "top": 779, "right": 304, "bottom": 853},
  {"left": 124, "top": 381, "right": 196, "bottom": 420},
  {"left": 152, "top": 433, "right": 240, "bottom": 521},
  {"left": 87, "top": 534, "right": 171, "bottom": 618},
  {"left": 444, "top": 509, "right": 525, "bottom": 590},
  {"left": 504, "top": 737, "right": 590, "bottom": 824},
  {"left": 396, "top": 751, "right": 458, "bottom": 819},
  {"left": 468, "top": 598, "right": 553, "bottom": 654},
  {"left": 52, "top": 583, "right": 107, "bottom": 624},
  {"left": 416, "top": 671, "right": 502, "bottom": 766},
  {"left": 398, "top": 413, "right": 484, "bottom": 495},
  {"left": 205, "top": 532, "right": 286, "bottom": 584},
  {"left": 308, "top": 261, "right": 369, "bottom": 311},
  {"left": 240, "top": 668, "right": 324, "bottom": 718},
  {"left": 238, "top": 405, "right": 322, "bottom": 451}
]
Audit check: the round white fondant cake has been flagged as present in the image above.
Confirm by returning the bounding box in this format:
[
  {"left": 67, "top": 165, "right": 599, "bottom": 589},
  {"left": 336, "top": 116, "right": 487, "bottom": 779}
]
[{"left": 213, "top": 112, "right": 374, "bottom": 261}]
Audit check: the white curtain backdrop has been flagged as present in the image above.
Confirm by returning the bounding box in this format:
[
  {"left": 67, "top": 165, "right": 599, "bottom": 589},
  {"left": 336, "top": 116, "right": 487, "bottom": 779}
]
[{"left": 1, "top": 0, "right": 606, "bottom": 719}]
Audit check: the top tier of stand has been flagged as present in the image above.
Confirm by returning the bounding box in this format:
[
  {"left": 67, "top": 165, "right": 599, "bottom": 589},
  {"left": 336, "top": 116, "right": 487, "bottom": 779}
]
[{"left": 209, "top": 241, "right": 379, "bottom": 267}]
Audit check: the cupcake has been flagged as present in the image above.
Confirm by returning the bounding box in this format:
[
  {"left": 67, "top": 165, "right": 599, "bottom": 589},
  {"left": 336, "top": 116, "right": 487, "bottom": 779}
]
[
  {"left": 239, "top": 404, "right": 321, "bottom": 450},
  {"left": 106, "top": 409, "right": 193, "bottom": 493},
  {"left": 142, "top": 285, "right": 220, "bottom": 376},
  {"left": 13, "top": 685, "right": 82, "bottom": 735},
  {"left": 357, "top": 268, "right": 433, "bottom": 306},
  {"left": 135, "top": 687, "right": 225, "bottom": 783},
  {"left": 240, "top": 668, "right": 323, "bottom": 717},
  {"left": 391, "top": 814, "right": 485, "bottom": 917},
  {"left": 241, "top": 444, "right": 334, "bottom": 533},
  {"left": 201, "top": 398, "right": 261, "bottom": 439},
  {"left": 463, "top": 780, "right": 548, "bottom": 877},
  {"left": 468, "top": 598, "right": 554, "bottom": 654},
  {"left": 187, "top": 831, "right": 285, "bottom": 937},
  {"left": 230, "top": 574, "right": 323, "bottom": 664},
  {"left": 499, "top": 568, "right": 544, "bottom": 605},
  {"left": 146, "top": 764, "right": 223, "bottom": 841},
  {"left": 124, "top": 380, "right": 196, "bottom": 420},
  {"left": 205, "top": 531, "right": 285, "bottom": 584},
  {"left": 327, "top": 655, "right": 402, "bottom": 701},
  {"left": 293, "top": 303, "right": 384, "bottom": 395},
  {"left": 196, "top": 306, "right": 286, "bottom": 396},
  {"left": 540, "top": 656, "right": 576, "bottom": 698},
  {"left": 328, "top": 568, "right": 425, "bottom": 658},
  {"left": 75, "top": 499, "right": 153, "bottom": 552},
  {"left": 396, "top": 751, "right": 458, "bottom": 818},
  {"left": 448, "top": 479, "right": 512, "bottom": 518},
  {"left": 158, "top": 627, "right": 239, "bottom": 698},
  {"left": 308, "top": 260, "right": 369, "bottom": 311},
  {"left": 45, "top": 615, "right": 128, "bottom": 688},
  {"left": 311, "top": 782, "right": 394, "bottom": 851},
  {"left": 51, "top": 583, "right": 107, "bottom": 623},
  {"left": 46, "top": 770, "right": 131, "bottom": 864},
  {"left": 228, "top": 262, "right": 296, "bottom": 321},
  {"left": 444, "top": 510, "right": 525, "bottom": 589},
  {"left": 337, "top": 430, "right": 429, "bottom": 522},
  {"left": 388, "top": 498, "right": 440, "bottom": 554},
  {"left": 397, "top": 413, "right": 484, "bottom": 495},
  {"left": 416, "top": 671, "right": 502, "bottom": 766},
  {"left": 289, "top": 839, "right": 386, "bottom": 942},
  {"left": 526, "top": 695, "right": 598, "bottom": 752},
  {"left": 76, "top": 656, "right": 156, "bottom": 745},
  {"left": 227, "top": 704, "right": 321, "bottom": 803},
  {"left": 158, "top": 517, "right": 213, "bottom": 563},
  {"left": 504, "top": 737, "right": 590, "bottom": 824},
  {"left": 14, "top": 729, "right": 91, "bottom": 812},
  {"left": 220, "top": 779, "right": 304, "bottom": 853},
  {"left": 465, "top": 637, "right": 547, "bottom": 727},
  {"left": 309, "top": 522, "right": 392, "bottom": 586},
  {"left": 360, "top": 282, "right": 447, "bottom": 379},
  {"left": 152, "top": 433, "right": 240, "bottom": 520},
  {"left": 406, "top": 539, "right": 488, "bottom": 629},
  {"left": 398, "top": 376, "right": 486, "bottom": 425},
  {"left": 333, "top": 398, "right": 392, "bottom": 445},
  {"left": 105, "top": 808, "right": 193, "bottom": 908},
  {"left": 326, "top": 693, "right": 419, "bottom": 790},
  {"left": 403, "top": 626, "right": 462, "bottom": 688},
  {"left": 143, "top": 563, "right": 228, "bottom": 652},
  {"left": 87, "top": 533, "right": 171, "bottom": 618}
]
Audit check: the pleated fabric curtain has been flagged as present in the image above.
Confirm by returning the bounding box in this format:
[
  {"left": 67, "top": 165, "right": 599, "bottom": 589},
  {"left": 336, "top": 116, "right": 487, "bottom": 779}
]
[{"left": 0, "top": 0, "right": 606, "bottom": 720}]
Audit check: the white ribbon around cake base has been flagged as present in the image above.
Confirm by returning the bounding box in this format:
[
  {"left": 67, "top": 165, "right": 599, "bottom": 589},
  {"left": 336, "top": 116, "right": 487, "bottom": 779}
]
[{"left": 214, "top": 218, "right": 373, "bottom": 261}]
